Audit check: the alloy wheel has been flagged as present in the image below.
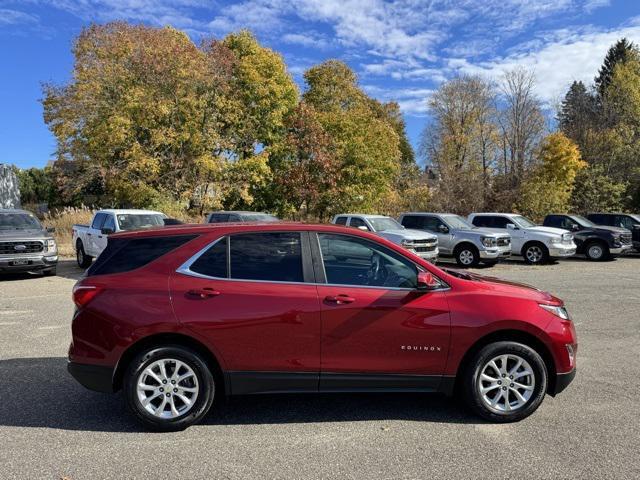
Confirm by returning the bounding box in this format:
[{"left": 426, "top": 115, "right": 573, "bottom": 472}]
[
  {"left": 136, "top": 358, "right": 199, "bottom": 419},
  {"left": 459, "top": 250, "right": 474, "bottom": 265},
  {"left": 526, "top": 246, "right": 543, "bottom": 263},
  {"left": 588, "top": 244, "right": 603, "bottom": 259},
  {"left": 477, "top": 354, "right": 535, "bottom": 413}
]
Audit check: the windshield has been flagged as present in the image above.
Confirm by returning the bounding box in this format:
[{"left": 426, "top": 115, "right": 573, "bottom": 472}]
[
  {"left": 241, "top": 213, "right": 279, "bottom": 222},
  {"left": 570, "top": 215, "right": 595, "bottom": 228},
  {"left": 512, "top": 215, "right": 537, "bottom": 228},
  {"left": 444, "top": 215, "right": 473, "bottom": 230},
  {"left": 368, "top": 217, "right": 403, "bottom": 232},
  {"left": 0, "top": 213, "right": 42, "bottom": 230},
  {"left": 116, "top": 214, "right": 165, "bottom": 231},
  {"left": 630, "top": 214, "right": 640, "bottom": 223}
]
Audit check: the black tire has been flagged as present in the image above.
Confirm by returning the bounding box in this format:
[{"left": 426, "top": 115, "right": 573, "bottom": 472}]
[
  {"left": 462, "top": 341, "right": 548, "bottom": 423},
  {"left": 522, "top": 242, "right": 549, "bottom": 265},
  {"left": 454, "top": 244, "right": 480, "bottom": 268},
  {"left": 124, "top": 345, "right": 215, "bottom": 432},
  {"left": 584, "top": 240, "right": 609, "bottom": 261},
  {"left": 76, "top": 241, "right": 93, "bottom": 269},
  {"left": 42, "top": 267, "right": 57, "bottom": 276}
]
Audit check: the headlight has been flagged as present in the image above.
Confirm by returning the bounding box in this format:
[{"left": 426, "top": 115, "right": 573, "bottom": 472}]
[
  {"left": 562, "top": 233, "right": 573, "bottom": 242},
  {"left": 401, "top": 239, "right": 413, "bottom": 247},
  {"left": 550, "top": 236, "right": 562, "bottom": 244},
  {"left": 481, "top": 236, "right": 497, "bottom": 247},
  {"left": 45, "top": 239, "right": 57, "bottom": 252},
  {"left": 539, "top": 304, "right": 570, "bottom": 320}
]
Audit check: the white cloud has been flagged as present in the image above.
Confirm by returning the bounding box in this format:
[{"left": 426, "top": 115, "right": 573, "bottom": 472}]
[
  {"left": 281, "top": 31, "right": 331, "bottom": 50},
  {"left": 364, "top": 84, "right": 434, "bottom": 116},
  {"left": 450, "top": 22, "right": 640, "bottom": 103},
  {"left": 0, "top": 8, "right": 38, "bottom": 26}
]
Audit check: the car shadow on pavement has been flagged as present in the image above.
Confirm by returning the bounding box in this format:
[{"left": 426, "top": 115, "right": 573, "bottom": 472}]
[
  {"left": 0, "top": 259, "right": 84, "bottom": 282},
  {"left": 0, "top": 357, "right": 483, "bottom": 432}
]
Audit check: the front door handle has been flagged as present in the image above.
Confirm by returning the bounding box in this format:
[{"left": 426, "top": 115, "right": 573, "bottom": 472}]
[
  {"left": 187, "top": 287, "right": 221, "bottom": 299},
  {"left": 324, "top": 294, "right": 355, "bottom": 305}
]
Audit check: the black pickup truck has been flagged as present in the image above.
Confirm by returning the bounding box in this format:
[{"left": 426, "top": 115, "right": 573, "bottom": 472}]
[
  {"left": 543, "top": 214, "right": 632, "bottom": 260},
  {"left": 587, "top": 213, "right": 640, "bottom": 252}
]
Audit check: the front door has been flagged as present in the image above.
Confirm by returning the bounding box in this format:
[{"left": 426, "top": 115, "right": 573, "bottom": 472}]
[
  {"left": 170, "top": 232, "right": 322, "bottom": 394},
  {"left": 313, "top": 233, "right": 450, "bottom": 390}
]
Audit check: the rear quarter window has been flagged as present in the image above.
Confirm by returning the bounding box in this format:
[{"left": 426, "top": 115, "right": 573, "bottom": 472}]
[{"left": 87, "top": 234, "right": 197, "bottom": 276}]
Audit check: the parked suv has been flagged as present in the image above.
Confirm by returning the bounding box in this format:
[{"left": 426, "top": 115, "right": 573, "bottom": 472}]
[
  {"left": 399, "top": 213, "right": 511, "bottom": 267},
  {"left": 468, "top": 213, "right": 576, "bottom": 265},
  {"left": 205, "top": 211, "right": 279, "bottom": 223},
  {"left": 0, "top": 209, "right": 58, "bottom": 275},
  {"left": 69, "top": 223, "right": 577, "bottom": 431},
  {"left": 331, "top": 214, "right": 438, "bottom": 262},
  {"left": 587, "top": 213, "right": 640, "bottom": 252},
  {"left": 543, "top": 214, "right": 632, "bottom": 261}
]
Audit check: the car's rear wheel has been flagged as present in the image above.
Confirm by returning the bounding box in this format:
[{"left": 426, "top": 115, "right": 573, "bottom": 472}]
[
  {"left": 462, "top": 341, "right": 547, "bottom": 422},
  {"left": 76, "top": 241, "right": 93, "bottom": 268},
  {"left": 455, "top": 244, "right": 480, "bottom": 268},
  {"left": 585, "top": 241, "right": 609, "bottom": 261},
  {"left": 523, "top": 242, "right": 549, "bottom": 265},
  {"left": 124, "top": 346, "right": 215, "bottom": 431}
]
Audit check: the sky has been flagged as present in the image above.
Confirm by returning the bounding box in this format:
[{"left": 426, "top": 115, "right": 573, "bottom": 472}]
[{"left": 1, "top": 0, "right": 640, "bottom": 169}]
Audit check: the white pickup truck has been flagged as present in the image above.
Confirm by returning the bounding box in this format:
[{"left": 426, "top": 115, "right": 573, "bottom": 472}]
[{"left": 72, "top": 209, "right": 166, "bottom": 268}]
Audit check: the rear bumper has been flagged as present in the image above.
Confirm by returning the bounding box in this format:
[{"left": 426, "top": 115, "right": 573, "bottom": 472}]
[
  {"left": 0, "top": 254, "right": 58, "bottom": 273},
  {"left": 67, "top": 361, "right": 115, "bottom": 393},
  {"left": 549, "top": 368, "right": 576, "bottom": 396}
]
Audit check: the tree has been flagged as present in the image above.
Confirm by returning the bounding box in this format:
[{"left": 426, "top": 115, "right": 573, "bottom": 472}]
[
  {"left": 557, "top": 81, "right": 596, "bottom": 148},
  {"left": 14, "top": 167, "right": 56, "bottom": 206},
  {"left": 595, "top": 38, "right": 639, "bottom": 98},
  {"left": 516, "top": 132, "right": 586, "bottom": 220},
  {"left": 570, "top": 165, "right": 627, "bottom": 214},
  {"left": 421, "top": 75, "right": 497, "bottom": 213},
  {"left": 303, "top": 61, "right": 401, "bottom": 214}
]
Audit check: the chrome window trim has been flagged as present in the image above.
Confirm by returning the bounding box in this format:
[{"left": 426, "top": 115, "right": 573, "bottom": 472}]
[{"left": 176, "top": 231, "right": 450, "bottom": 292}]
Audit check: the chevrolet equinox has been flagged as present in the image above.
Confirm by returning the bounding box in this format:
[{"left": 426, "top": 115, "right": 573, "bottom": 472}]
[{"left": 68, "top": 223, "right": 577, "bottom": 431}]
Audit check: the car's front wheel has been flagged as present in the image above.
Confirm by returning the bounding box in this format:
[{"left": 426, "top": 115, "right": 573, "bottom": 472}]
[
  {"left": 462, "top": 341, "right": 548, "bottom": 422},
  {"left": 585, "top": 241, "right": 609, "bottom": 261},
  {"left": 124, "top": 346, "right": 215, "bottom": 431},
  {"left": 523, "top": 242, "right": 549, "bottom": 265},
  {"left": 455, "top": 244, "right": 480, "bottom": 268}
]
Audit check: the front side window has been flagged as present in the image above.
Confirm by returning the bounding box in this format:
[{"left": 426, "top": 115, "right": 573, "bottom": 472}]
[
  {"left": 512, "top": 215, "right": 537, "bottom": 228},
  {"left": 239, "top": 213, "right": 279, "bottom": 222},
  {"left": 349, "top": 217, "right": 370, "bottom": 230},
  {"left": 208, "top": 214, "right": 229, "bottom": 223},
  {"left": 617, "top": 215, "right": 637, "bottom": 230},
  {"left": 318, "top": 233, "right": 418, "bottom": 289},
  {"left": 367, "top": 217, "right": 403, "bottom": 232},
  {"left": 91, "top": 213, "right": 106, "bottom": 229},
  {"left": 116, "top": 214, "right": 165, "bottom": 231},
  {"left": 102, "top": 215, "right": 116, "bottom": 232},
  {"left": 443, "top": 215, "right": 473, "bottom": 230},
  {"left": 0, "top": 212, "right": 42, "bottom": 230}
]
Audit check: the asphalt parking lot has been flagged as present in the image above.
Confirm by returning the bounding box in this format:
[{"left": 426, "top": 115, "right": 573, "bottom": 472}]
[{"left": 1, "top": 255, "right": 639, "bottom": 479}]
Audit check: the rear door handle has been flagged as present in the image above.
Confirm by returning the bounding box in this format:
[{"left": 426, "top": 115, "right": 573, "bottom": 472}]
[
  {"left": 187, "top": 288, "right": 221, "bottom": 299},
  {"left": 324, "top": 294, "right": 355, "bottom": 305}
]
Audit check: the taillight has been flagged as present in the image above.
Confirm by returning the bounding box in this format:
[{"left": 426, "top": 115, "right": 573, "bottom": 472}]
[{"left": 72, "top": 284, "right": 104, "bottom": 308}]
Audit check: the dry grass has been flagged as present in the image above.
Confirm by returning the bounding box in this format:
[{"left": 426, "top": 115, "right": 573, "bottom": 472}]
[{"left": 42, "top": 206, "right": 95, "bottom": 257}]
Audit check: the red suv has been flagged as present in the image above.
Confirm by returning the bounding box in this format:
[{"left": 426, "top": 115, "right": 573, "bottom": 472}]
[{"left": 68, "top": 223, "right": 577, "bottom": 431}]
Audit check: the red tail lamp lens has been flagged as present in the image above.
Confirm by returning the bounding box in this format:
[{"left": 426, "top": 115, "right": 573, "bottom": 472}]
[{"left": 72, "top": 285, "right": 104, "bottom": 307}]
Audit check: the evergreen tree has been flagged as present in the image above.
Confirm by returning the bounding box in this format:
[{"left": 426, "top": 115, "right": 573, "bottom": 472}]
[
  {"left": 557, "top": 81, "right": 596, "bottom": 147},
  {"left": 594, "top": 38, "right": 639, "bottom": 98}
]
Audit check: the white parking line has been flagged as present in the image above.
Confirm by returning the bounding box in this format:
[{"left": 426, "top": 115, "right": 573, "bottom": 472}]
[
  {"left": 0, "top": 321, "right": 19, "bottom": 326},
  {"left": 37, "top": 325, "right": 67, "bottom": 330},
  {"left": 0, "top": 310, "right": 32, "bottom": 315}
]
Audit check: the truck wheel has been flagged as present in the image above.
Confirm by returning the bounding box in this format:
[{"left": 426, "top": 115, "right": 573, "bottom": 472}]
[
  {"left": 76, "top": 241, "right": 93, "bottom": 268},
  {"left": 124, "top": 346, "right": 215, "bottom": 431},
  {"left": 585, "top": 241, "right": 609, "bottom": 261},
  {"left": 455, "top": 244, "right": 480, "bottom": 268},
  {"left": 522, "top": 242, "right": 549, "bottom": 265},
  {"left": 461, "top": 341, "right": 548, "bottom": 423}
]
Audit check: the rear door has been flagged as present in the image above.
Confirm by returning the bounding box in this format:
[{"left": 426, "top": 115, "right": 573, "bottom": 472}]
[
  {"left": 170, "top": 231, "right": 322, "bottom": 394},
  {"left": 312, "top": 232, "right": 450, "bottom": 390}
]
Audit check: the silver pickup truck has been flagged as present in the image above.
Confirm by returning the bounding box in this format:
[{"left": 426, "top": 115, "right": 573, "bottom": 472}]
[
  {"left": 331, "top": 214, "right": 439, "bottom": 263},
  {"left": 0, "top": 209, "right": 58, "bottom": 276},
  {"left": 399, "top": 212, "right": 511, "bottom": 267}
]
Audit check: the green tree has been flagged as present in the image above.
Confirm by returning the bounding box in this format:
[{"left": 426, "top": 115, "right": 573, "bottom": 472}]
[
  {"left": 516, "top": 132, "right": 586, "bottom": 220},
  {"left": 570, "top": 165, "right": 627, "bottom": 214},
  {"left": 558, "top": 81, "right": 596, "bottom": 148},
  {"left": 14, "top": 167, "right": 56, "bottom": 205},
  {"left": 595, "top": 38, "right": 639, "bottom": 98}
]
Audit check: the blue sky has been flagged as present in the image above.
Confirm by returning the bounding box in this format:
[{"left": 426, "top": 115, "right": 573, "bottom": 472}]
[{"left": 1, "top": 0, "right": 640, "bottom": 169}]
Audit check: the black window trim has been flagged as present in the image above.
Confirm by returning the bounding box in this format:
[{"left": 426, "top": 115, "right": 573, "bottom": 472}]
[{"left": 176, "top": 231, "right": 315, "bottom": 285}]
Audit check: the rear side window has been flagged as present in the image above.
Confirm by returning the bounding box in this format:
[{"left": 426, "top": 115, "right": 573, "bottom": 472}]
[
  {"left": 471, "top": 216, "right": 489, "bottom": 228},
  {"left": 87, "top": 235, "right": 197, "bottom": 276},
  {"left": 230, "top": 232, "right": 304, "bottom": 282},
  {"left": 588, "top": 214, "right": 608, "bottom": 225},
  {"left": 208, "top": 214, "right": 229, "bottom": 223},
  {"left": 334, "top": 216, "right": 348, "bottom": 225},
  {"left": 400, "top": 215, "right": 423, "bottom": 229},
  {"left": 189, "top": 237, "right": 228, "bottom": 278},
  {"left": 544, "top": 215, "right": 562, "bottom": 228}
]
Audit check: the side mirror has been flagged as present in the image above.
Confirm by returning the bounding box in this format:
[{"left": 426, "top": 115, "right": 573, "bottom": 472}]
[
  {"left": 438, "top": 224, "right": 449, "bottom": 234},
  {"left": 46, "top": 227, "right": 56, "bottom": 233},
  {"left": 101, "top": 227, "right": 115, "bottom": 235},
  {"left": 571, "top": 224, "right": 580, "bottom": 232},
  {"left": 417, "top": 271, "right": 441, "bottom": 291},
  {"left": 357, "top": 225, "right": 369, "bottom": 231},
  {"left": 506, "top": 223, "right": 518, "bottom": 230}
]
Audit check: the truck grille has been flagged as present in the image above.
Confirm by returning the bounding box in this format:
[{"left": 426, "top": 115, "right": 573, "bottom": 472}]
[
  {"left": 497, "top": 237, "right": 511, "bottom": 246},
  {"left": 407, "top": 239, "right": 437, "bottom": 252},
  {"left": 620, "top": 233, "right": 632, "bottom": 245},
  {"left": 0, "top": 241, "right": 44, "bottom": 255}
]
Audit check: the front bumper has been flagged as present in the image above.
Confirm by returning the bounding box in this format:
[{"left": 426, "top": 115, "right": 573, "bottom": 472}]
[
  {"left": 610, "top": 245, "right": 632, "bottom": 255},
  {"left": 409, "top": 247, "right": 439, "bottom": 263},
  {"left": 549, "top": 244, "right": 576, "bottom": 258},
  {"left": 549, "top": 368, "right": 576, "bottom": 396},
  {"left": 479, "top": 245, "right": 511, "bottom": 260},
  {"left": 0, "top": 254, "right": 58, "bottom": 273},
  {"left": 68, "top": 361, "right": 115, "bottom": 393}
]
